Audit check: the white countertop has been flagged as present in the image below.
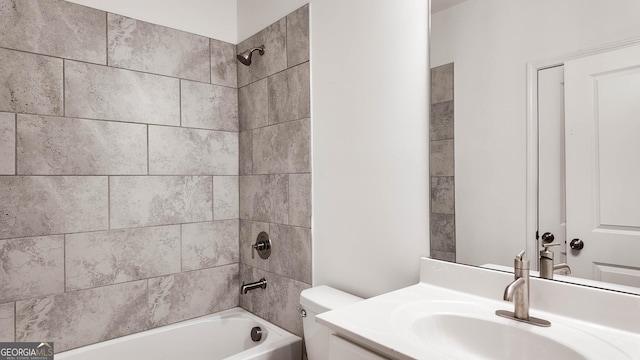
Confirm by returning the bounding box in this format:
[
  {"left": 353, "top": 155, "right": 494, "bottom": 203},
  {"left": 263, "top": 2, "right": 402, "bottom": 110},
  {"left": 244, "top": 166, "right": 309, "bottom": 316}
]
[{"left": 317, "top": 258, "right": 640, "bottom": 360}]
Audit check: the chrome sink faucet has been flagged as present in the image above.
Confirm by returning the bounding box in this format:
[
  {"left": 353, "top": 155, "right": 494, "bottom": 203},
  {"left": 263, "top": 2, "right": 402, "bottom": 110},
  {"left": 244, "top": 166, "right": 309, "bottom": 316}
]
[
  {"left": 539, "top": 243, "right": 572, "bottom": 279},
  {"left": 496, "top": 251, "right": 550, "bottom": 327},
  {"left": 504, "top": 250, "right": 529, "bottom": 320}
]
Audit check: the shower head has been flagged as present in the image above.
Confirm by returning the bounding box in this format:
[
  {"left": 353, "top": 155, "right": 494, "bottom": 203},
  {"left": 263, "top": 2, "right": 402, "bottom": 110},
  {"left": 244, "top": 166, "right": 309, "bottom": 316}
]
[{"left": 237, "top": 46, "right": 265, "bottom": 66}]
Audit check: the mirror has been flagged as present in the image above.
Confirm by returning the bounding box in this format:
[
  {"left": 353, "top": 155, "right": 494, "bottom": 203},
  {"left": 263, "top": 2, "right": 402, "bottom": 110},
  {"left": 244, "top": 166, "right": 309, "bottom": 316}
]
[{"left": 429, "top": 0, "right": 640, "bottom": 295}]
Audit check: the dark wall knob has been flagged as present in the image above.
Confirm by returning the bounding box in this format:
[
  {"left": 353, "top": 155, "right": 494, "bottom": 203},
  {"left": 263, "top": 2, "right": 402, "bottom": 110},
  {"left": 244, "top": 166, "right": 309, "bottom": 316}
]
[
  {"left": 570, "top": 238, "right": 584, "bottom": 250},
  {"left": 541, "top": 232, "right": 555, "bottom": 243}
]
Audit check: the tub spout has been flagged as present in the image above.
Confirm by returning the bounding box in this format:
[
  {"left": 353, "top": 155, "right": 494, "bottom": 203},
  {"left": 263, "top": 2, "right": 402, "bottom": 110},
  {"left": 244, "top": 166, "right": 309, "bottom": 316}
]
[{"left": 241, "top": 278, "right": 267, "bottom": 294}]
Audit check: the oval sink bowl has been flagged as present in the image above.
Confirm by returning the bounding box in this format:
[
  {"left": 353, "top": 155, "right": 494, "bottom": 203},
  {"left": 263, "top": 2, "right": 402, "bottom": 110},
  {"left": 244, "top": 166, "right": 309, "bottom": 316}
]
[{"left": 413, "top": 313, "right": 629, "bottom": 360}]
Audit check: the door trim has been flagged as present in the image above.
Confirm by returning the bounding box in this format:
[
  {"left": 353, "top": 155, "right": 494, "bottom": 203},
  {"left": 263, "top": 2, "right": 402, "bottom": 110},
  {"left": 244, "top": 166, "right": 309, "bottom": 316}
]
[{"left": 525, "top": 36, "right": 640, "bottom": 269}]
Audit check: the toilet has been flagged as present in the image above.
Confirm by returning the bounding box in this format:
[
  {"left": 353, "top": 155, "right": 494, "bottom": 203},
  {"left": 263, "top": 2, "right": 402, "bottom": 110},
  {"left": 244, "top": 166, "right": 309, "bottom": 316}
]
[{"left": 299, "top": 285, "right": 363, "bottom": 360}]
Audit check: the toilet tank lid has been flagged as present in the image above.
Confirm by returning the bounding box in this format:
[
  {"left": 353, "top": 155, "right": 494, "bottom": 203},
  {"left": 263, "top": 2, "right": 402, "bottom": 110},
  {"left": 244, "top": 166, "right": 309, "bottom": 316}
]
[{"left": 300, "top": 285, "right": 363, "bottom": 313}]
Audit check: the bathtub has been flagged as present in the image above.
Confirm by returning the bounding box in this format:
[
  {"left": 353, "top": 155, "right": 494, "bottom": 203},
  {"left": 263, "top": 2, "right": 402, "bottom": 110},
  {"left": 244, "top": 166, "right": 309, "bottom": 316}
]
[{"left": 55, "top": 308, "right": 302, "bottom": 360}]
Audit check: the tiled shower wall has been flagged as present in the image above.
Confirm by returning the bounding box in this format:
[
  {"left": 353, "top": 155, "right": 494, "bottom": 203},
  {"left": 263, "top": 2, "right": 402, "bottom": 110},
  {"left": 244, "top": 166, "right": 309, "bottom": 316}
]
[
  {"left": 430, "top": 63, "right": 456, "bottom": 261},
  {"left": 0, "top": 0, "right": 239, "bottom": 351},
  {"left": 237, "top": 5, "right": 312, "bottom": 337}
]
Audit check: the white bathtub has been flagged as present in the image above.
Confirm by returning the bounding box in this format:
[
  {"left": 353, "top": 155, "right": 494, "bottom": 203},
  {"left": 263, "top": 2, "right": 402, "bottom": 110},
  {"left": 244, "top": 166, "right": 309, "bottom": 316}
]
[{"left": 55, "top": 308, "right": 302, "bottom": 360}]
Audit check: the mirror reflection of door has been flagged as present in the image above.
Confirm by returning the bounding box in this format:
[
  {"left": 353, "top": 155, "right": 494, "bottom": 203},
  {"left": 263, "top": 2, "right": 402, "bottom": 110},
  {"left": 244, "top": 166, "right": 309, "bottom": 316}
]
[
  {"left": 538, "top": 65, "right": 567, "bottom": 265},
  {"left": 565, "top": 44, "right": 640, "bottom": 287},
  {"left": 538, "top": 44, "right": 640, "bottom": 288}
]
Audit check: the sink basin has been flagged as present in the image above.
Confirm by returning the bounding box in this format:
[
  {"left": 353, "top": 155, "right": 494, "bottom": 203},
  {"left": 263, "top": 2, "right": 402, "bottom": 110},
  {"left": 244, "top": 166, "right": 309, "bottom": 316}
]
[
  {"left": 415, "top": 314, "right": 583, "bottom": 360},
  {"left": 392, "top": 301, "right": 630, "bottom": 360}
]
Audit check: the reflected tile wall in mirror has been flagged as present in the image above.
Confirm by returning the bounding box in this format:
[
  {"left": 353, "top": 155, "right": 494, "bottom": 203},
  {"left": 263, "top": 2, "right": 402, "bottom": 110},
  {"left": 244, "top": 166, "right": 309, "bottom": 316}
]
[{"left": 430, "top": 63, "right": 456, "bottom": 262}]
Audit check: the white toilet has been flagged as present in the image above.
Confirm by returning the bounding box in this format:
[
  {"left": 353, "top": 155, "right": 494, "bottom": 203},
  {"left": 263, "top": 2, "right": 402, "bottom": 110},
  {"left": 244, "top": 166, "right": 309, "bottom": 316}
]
[{"left": 299, "top": 285, "right": 363, "bottom": 360}]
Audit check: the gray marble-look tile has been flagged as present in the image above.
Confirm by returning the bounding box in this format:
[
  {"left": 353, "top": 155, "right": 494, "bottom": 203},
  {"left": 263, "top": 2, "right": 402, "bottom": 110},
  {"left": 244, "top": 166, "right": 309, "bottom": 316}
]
[
  {"left": 0, "top": 48, "right": 62, "bottom": 116},
  {"left": 182, "top": 220, "right": 239, "bottom": 271},
  {"left": 289, "top": 174, "right": 311, "bottom": 228},
  {"left": 253, "top": 118, "right": 311, "bottom": 174},
  {"left": 268, "top": 62, "right": 310, "bottom": 125},
  {"left": 110, "top": 176, "right": 212, "bottom": 229},
  {"left": 211, "top": 39, "right": 237, "bottom": 88},
  {"left": 430, "top": 213, "right": 456, "bottom": 252},
  {"left": 0, "top": 112, "right": 15, "bottom": 175},
  {"left": 108, "top": 13, "right": 209, "bottom": 82},
  {"left": 431, "top": 250, "right": 456, "bottom": 262},
  {"left": 239, "top": 264, "right": 269, "bottom": 320},
  {"left": 149, "top": 126, "right": 238, "bottom": 175},
  {"left": 286, "top": 5, "right": 309, "bottom": 67},
  {"left": 0, "top": 302, "right": 14, "bottom": 341},
  {"left": 239, "top": 220, "right": 270, "bottom": 271},
  {"left": 148, "top": 264, "right": 239, "bottom": 327},
  {"left": 431, "top": 176, "right": 455, "bottom": 214},
  {"left": 65, "top": 61, "right": 180, "bottom": 126},
  {"left": 0, "top": 0, "right": 106, "bottom": 64},
  {"left": 239, "top": 175, "right": 288, "bottom": 224},
  {"left": 237, "top": 18, "right": 287, "bottom": 87},
  {"left": 267, "top": 273, "right": 310, "bottom": 337},
  {"left": 431, "top": 63, "right": 454, "bottom": 104},
  {"left": 16, "top": 280, "right": 148, "bottom": 352},
  {"left": 214, "top": 176, "right": 239, "bottom": 220},
  {"left": 431, "top": 100, "right": 454, "bottom": 141},
  {"left": 239, "top": 264, "right": 254, "bottom": 313},
  {"left": 238, "top": 78, "right": 268, "bottom": 131},
  {"left": 17, "top": 114, "right": 147, "bottom": 175},
  {"left": 181, "top": 80, "right": 238, "bottom": 131},
  {"left": 0, "top": 235, "right": 64, "bottom": 303},
  {"left": 0, "top": 176, "right": 108, "bottom": 240},
  {"left": 269, "top": 224, "right": 311, "bottom": 284},
  {"left": 239, "top": 130, "right": 253, "bottom": 175},
  {"left": 430, "top": 139, "right": 454, "bottom": 177},
  {"left": 65, "top": 225, "right": 181, "bottom": 291}
]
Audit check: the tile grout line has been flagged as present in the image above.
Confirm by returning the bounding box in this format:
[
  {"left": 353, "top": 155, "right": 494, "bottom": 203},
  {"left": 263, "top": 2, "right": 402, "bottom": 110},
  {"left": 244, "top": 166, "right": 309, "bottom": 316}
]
[
  {"left": 211, "top": 175, "right": 216, "bottom": 221},
  {"left": 107, "top": 176, "right": 111, "bottom": 230},
  {"left": 14, "top": 113, "right": 17, "bottom": 175},
  {"left": 5, "top": 111, "right": 238, "bottom": 133},
  {"left": 0, "top": 46, "right": 234, "bottom": 88},
  {"left": 62, "top": 59, "right": 66, "bottom": 117},
  {"left": 146, "top": 125, "right": 150, "bottom": 175},
  {"left": 63, "top": 234, "right": 66, "bottom": 293},
  {"left": 105, "top": 12, "right": 109, "bottom": 66},
  {"left": 286, "top": 174, "right": 291, "bottom": 226}
]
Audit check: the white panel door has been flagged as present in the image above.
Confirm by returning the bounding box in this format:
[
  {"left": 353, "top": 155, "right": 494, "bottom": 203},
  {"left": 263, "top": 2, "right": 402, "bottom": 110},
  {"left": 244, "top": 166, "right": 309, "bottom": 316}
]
[{"left": 564, "top": 44, "right": 640, "bottom": 287}]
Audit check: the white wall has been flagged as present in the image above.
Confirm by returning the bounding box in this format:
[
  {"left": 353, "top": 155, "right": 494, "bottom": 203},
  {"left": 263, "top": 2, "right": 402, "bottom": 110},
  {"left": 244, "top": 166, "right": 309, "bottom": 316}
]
[
  {"left": 431, "top": 0, "right": 640, "bottom": 267},
  {"left": 65, "top": 0, "right": 237, "bottom": 43},
  {"left": 312, "top": 0, "right": 430, "bottom": 298},
  {"left": 67, "top": 0, "right": 431, "bottom": 299},
  {"left": 237, "top": 0, "right": 309, "bottom": 42},
  {"left": 237, "top": 0, "right": 431, "bottom": 298}
]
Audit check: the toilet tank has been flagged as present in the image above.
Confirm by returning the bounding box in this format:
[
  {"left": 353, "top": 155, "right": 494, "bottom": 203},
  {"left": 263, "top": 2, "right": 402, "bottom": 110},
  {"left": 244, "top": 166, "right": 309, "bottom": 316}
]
[{"left": 299, "top": 286, "right": 363, "bottom": 360}]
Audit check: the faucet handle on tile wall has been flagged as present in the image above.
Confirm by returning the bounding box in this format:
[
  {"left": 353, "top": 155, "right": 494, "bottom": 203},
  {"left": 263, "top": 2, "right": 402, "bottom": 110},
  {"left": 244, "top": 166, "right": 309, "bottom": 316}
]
[{"left": 252, "top": 231, "right": 272, "bottom": 259}]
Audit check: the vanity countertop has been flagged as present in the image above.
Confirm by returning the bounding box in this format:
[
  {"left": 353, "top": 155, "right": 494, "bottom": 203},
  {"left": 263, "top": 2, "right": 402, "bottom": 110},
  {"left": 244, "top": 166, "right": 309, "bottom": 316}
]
[{"left": 317, "top": 258, "right": 640, "bottom": 360}]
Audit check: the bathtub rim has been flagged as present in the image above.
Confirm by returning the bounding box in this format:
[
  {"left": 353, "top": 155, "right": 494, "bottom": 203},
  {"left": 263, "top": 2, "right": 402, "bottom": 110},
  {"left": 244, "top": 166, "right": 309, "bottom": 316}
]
[{"left": 55, "top": 307, "right": 301, "bottom": 359}]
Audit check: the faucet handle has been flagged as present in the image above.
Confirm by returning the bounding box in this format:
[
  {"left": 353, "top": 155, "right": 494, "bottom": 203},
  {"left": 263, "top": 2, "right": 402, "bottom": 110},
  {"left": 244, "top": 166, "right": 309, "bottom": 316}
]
[
  {"left": 542, "top": 243, "right": 561, "bottom": 250},
  {"left": 514, "top": 250, "right": 529, "bottom": 271},
  {"left": 252, "top": 232, "right": 272, "bottom": 259}
]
